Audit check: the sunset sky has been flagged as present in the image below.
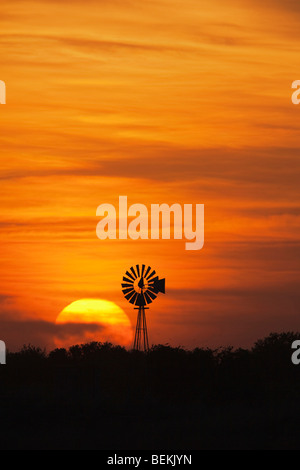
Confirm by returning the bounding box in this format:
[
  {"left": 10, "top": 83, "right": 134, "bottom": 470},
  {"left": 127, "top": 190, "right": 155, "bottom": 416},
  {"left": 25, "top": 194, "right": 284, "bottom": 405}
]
[{"left": 0, "top": 0, "right": 299, "bottom": 350}]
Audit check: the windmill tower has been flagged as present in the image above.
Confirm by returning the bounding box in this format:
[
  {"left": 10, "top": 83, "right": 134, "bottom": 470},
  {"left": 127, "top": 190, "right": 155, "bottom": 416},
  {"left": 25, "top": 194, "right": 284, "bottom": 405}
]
[{"left": 121, "top": 264, "right": 165, "bottom": 352}]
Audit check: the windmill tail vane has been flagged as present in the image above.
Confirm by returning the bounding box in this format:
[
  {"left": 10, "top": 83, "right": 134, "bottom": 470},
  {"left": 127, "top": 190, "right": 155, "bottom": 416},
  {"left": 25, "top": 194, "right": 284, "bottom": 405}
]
[{"left": 121, "top": 264, "right": 165, "bottom": 351}]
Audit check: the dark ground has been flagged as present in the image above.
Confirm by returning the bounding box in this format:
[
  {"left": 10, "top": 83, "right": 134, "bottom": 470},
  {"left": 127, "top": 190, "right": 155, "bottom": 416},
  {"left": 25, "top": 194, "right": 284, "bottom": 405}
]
[{"left": 1, "top": 332, "right": 300, "bottom": 449}]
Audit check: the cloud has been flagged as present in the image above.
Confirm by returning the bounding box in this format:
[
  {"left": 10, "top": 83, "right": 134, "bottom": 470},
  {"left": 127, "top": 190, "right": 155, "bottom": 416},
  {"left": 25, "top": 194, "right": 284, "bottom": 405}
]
[
  {"left": 246, "top": 0, "right": 300, "bottom": 13},
  {"left": 152, "top": 285, "right": 300, "bottom": 349},
  {"left": 0, "top": 33, "right": 181, "bottom": 55},
  {"left": 0, "top": 318, "right": 103, "bottom": 350},
  {"left": 0, "top": 295, "right": 13, "bottom": 304},
  {"left": 0, "top": 146, "right": 299, "bottom": 188},
  {"left": 0, "top": 316, "right": 133, "bottom": 351}
]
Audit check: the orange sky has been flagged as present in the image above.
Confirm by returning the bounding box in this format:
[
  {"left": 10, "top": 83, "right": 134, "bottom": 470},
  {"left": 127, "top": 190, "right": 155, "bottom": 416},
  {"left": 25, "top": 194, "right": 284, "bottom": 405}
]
[{"left": 0, "top": 0, "right": 299, "bottom": 350}]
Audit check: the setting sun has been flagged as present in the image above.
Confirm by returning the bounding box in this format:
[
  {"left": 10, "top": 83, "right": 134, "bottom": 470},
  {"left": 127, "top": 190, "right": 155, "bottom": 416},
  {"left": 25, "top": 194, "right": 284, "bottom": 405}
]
[{"left": 55, "top": 299, "right": 133, "bottom": 348}]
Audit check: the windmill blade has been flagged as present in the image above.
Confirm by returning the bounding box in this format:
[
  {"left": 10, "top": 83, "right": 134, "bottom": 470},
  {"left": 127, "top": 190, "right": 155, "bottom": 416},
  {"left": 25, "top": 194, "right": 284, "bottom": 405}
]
[
  {"left": 144, "top": 266, "right": 151, "bottom": 278},
  {"left": 122, "top": 287, "right": 135, "bottom": 296},
  {"left": 141, "top": 264, "right": 146, "bottom": 276},
  {"left": 145, "top": 289, "right": 157, "bottom": 301},
  {"left": 123, "top": 276, "right": 134, "bottom": 284},
  {"left": 125, "top": 292, "right": 137, "bottom": 304},
  {"left": 122, "top": 283, "right": 135, "bottom": 289},
  {"left": 147, "top": 285, "right": 159, "bottom": 294},
  {"left": 130, "top": 266, "right": 137, "bottom": 278},
  {"left": 136, "top": 292, "right": 146, "bottom": 306},
  {"left": 136, "top": 264, "right": 140, "bottom": 277},
  {"left": 143, "top": 291, "right": 153, "bottom": 304},
  {"left": 148, "top": 276, "right": 159, "bottom": 293},
  {"left": 148, "top": 275, "right": 158, "bottom": 285},
  {"left": 146, "top": 269, "right": 156, "bottom": 280},
  {"left": 125, "top": 271, "right": 135, "bottom": 281}
]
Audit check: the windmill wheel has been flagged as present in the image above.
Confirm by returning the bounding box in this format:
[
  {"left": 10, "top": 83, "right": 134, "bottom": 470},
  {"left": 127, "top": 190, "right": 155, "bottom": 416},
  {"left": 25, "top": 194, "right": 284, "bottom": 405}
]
[{"left": 121, "top": 264, "right": 165, "bottom": 307}]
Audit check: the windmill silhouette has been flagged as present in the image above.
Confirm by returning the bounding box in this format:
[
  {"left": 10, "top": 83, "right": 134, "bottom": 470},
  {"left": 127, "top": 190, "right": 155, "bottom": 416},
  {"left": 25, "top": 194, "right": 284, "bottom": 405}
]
[{"left": 121, "top": 264, "right": 165, "bottom": 351}]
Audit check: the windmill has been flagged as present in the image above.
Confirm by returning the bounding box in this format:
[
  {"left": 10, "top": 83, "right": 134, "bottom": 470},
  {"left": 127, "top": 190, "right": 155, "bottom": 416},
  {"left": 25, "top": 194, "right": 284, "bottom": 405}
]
[{"left": 121, "top": 264, "right": 165, "bottom": 351}]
